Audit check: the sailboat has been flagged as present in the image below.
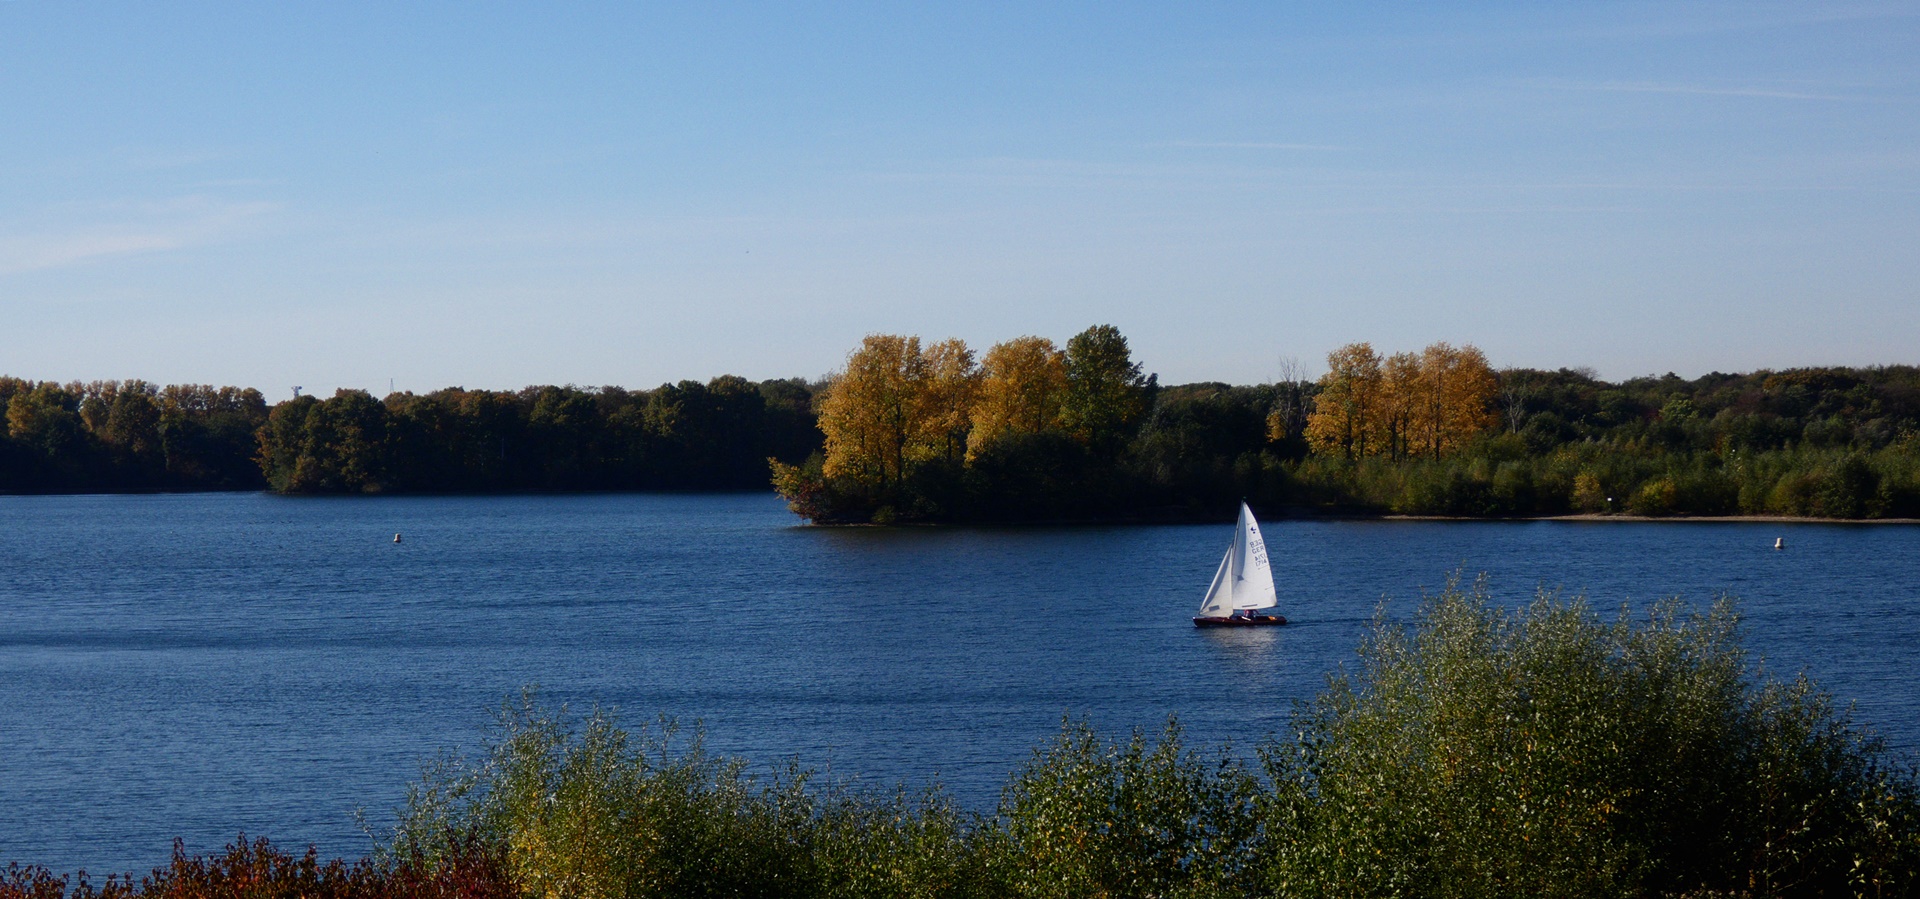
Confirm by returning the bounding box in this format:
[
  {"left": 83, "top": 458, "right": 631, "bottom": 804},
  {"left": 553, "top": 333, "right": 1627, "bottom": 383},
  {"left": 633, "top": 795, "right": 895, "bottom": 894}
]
[{"left": 1192, "top": 502, "right": 1288, "bottom": 627}]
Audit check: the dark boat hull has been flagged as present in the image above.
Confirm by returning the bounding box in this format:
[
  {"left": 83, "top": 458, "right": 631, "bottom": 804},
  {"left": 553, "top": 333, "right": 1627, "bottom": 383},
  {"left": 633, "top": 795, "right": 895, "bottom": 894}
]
[{"left": 1192, "top": 614, "right": 1287, "bottom": 628}]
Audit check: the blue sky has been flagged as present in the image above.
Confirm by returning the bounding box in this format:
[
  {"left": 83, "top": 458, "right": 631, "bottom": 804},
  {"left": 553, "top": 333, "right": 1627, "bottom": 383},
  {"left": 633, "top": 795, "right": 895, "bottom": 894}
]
[{"left": 3, "top": 3, "right": 1916, "bottom": 397}]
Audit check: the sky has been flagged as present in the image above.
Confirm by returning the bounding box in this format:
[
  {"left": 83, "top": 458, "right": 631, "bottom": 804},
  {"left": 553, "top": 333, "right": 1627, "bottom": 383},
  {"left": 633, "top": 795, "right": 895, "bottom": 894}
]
[{"left": 2, "top": 2, "right": 1917, "bottom": 398}]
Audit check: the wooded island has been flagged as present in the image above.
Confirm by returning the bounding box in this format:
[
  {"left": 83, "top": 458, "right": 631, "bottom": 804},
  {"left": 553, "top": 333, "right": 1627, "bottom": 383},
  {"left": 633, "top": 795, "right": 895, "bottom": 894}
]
[{"left": 3, "top": 327, "right": 1916, "bottom": 521}]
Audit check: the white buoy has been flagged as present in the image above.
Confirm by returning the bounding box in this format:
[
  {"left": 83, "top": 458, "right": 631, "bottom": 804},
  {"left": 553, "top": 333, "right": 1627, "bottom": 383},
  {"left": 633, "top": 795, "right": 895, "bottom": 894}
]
[
  {"left": 394, "top": 533, "right": 403, "bottom": 544},
  {"left": 1773, "top": 537, "right": 1784, "bottom": 550}
]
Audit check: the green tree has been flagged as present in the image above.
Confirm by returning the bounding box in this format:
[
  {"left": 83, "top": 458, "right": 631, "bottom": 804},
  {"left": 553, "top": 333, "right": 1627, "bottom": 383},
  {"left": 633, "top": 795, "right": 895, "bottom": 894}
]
[
  {"left": 105, "top": 387, "right": 162, "bottom": 457},
  {"left": 528, "top": 385, "right": 604, "bottom": 489},
  {"left": 254, "top": 390, "right": 387, "bottom": 493},
  {"left": 255, "top": 394, "right": 321, "bottom": 492},
  {"left": 6, "top": 382, "right": 84, "bottom": 461},
  {"left": 1062, "top": 324, "right": 1153, "bottom": 458},
  {"left": 646, "top": 376, "right": 771, "bottom": 489}
]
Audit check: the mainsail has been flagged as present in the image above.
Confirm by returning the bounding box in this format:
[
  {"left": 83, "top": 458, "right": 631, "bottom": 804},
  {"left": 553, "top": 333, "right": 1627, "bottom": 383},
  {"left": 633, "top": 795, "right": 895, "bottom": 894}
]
[{"left": 1196, "top": 502, "right": 1277, "bottom": 615}]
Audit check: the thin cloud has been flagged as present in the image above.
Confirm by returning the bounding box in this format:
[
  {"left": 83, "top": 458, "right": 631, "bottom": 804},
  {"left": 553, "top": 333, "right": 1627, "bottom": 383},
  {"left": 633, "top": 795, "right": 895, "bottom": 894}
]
[
  {"left": 186, "top": 178, "right": 281, "bottom": 190},
  {"left": 121, "top": 150, "right": 239, "bottom": 171},
  {"left": 1540, "top": 2, "right": 1919, "bottom": 43},
  {"left": 1163, "top": 141, "right": 1342, "bottom": 151},
  {"left": 0, "top": 198, "right": 276, "bottom": 276},
  {"left": 1550, "top": 80, "right": 1852, "bottom": 101},
  {"left": 1263, "top": 3, "right": 1920, "bottom": 53},
  {"left": 0, "top": 233, "right": 186, "bottom": 274},
  {"left": 863, "top": 155, "right": 1339, "bottom": 191}
]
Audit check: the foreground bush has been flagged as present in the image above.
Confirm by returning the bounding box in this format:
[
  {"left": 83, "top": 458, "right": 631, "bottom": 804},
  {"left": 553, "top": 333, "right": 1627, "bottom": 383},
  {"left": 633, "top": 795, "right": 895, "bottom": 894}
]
[
  {"left": 983, "top": 719, "right": 1261, "bottom": 899},
  {"left": 0, "top": 834, "right": 514, "bottom": 899},
  {"left": 387, "top": 697, "right": 1264, "bottom": 899},
  {"left": 12, "top": 580, "right": 1920, "bottom": 897},
  {"left": 388, "top": 699, "right": 988, "bottom": 898},
  {"left": 1258, "top": 577, "right": 1920, "bottom": 898}
]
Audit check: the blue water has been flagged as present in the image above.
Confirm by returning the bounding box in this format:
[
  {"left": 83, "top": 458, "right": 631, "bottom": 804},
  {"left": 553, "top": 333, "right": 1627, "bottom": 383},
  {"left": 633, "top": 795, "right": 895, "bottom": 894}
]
[{"left": 1, "top": 492, "right": 1916, "bottom": 876}]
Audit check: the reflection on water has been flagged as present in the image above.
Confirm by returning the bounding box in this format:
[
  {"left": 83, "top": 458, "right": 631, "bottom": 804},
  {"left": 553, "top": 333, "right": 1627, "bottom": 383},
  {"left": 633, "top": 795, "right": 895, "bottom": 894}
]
[
  {"left": 1197, "top": 626, "right": 1286, "bottom": 674},
  {"left": 0, "top": 492, "right": 1915, "bottom": 875}
]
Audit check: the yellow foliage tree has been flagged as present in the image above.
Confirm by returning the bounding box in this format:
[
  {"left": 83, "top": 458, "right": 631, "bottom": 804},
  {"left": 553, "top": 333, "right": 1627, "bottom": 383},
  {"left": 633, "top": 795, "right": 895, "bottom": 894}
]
[
  {"left": 1408, "top": 342, "right": 1498, "bottom": 459},
  {"left": 1380, "top": 351, "right": 1422, "bottom": 461},
  {"left": 815, "top": 334, "right": 980, "bottom": 497},
  {"left": 817, "top": 334, "right": 925, "bottom": 494},
  {"left": 918, "top": 337, "right": 979, "bottom": 466},
  {"left": 1306, "top": 341, "right": 1498, "bottom": 461},
  {"left": 1305, "top": 343, "right": 1384, "bottom": 460},
  {"left": 967, "top": 336, "right": 1068, "bottom": 460}
]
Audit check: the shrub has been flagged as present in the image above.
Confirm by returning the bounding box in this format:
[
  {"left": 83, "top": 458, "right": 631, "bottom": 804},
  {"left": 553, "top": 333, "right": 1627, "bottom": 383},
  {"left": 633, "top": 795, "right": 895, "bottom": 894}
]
[
  {"left": 392, "top": 697, "right": 809, "bottom": 898},
  {"left": 386, "top": 694, "right": 985, "bottom": 899},
  {"left": 1255, "top": 577, "right": 1920, "bottom": 898},
  {"left": 983, "top": 719, "right": 1261, "bottom": 899},
  {"left": 1814, "top": 454, "right": 1881, "bottom": 518},
  {"left": 1, "top": 836, "right": 514, "bottom": 899},
  {"left": 1630, "top": 477, "right": 1678, "bottom": 515},
  {"left": 1572, "top": 470, "right": 1608, "bottom": 512}
]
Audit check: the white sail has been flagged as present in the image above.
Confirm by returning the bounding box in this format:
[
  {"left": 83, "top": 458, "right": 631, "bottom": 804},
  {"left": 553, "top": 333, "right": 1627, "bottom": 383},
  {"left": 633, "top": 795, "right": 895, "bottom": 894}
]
[
  {"left": 1197, "top": 502, "right": 1278, "bottom": 615},
  {"left": 1197, "top": 548, "right": 1234, "bottom": 616},
  {"left": 1231, "top": 503, "right": 1278, "bottom": 609}
]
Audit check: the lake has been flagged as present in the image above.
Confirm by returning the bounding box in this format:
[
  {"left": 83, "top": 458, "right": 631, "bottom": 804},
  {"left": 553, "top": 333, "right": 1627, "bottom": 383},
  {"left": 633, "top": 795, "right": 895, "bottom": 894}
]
[{"left": 2, "top": 492, "right": 1916, "bottom": 876}]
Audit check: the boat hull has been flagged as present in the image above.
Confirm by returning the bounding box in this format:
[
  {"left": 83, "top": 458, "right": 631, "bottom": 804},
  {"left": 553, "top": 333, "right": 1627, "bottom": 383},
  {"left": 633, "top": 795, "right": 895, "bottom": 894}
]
[{"left": 1192, "top": 614, "right": 1287, "bottom": 628}]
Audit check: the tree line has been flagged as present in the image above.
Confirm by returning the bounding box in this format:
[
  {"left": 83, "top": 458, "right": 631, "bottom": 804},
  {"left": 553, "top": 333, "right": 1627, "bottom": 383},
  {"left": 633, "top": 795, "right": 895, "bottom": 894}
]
[
  {"left": 0, "top": 376, "right": 820, "bottom": 495},
  {"left": 770, "top": 329, "right": 1515, "bottom": 523},
  {"left": 775, "top": 329, "right": 1920, "bottom": 522},
  {"left": 4, "top": 340, "right": 1918, "bottom": 518},
  {"left": 0, "top": 378, "right": 269, "bottom": 492},
  {"left": 255, "top": 378, "right": 821, "bottom": 493},
  {"left": 1286, "top": 359, "right": 1920, "bottom": 519}
]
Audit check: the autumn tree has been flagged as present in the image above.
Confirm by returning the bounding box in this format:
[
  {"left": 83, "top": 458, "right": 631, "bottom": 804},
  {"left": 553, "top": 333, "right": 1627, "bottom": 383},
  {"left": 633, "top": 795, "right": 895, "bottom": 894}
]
[
  {"left": 1379, "top": 351, "right": 1422, "bottom": 461},
  {"left": 1305, "top": 341, "right": 1498, "bottom": 462},
  {"left": 1305, "top": 343, "right": 1384, "bottom": 460},
  {"left": 919, "top": 338, "right": 979, "bottom": 466},
  {"left": 811, "top": 334, "right": 981, "bottom": 498},
  {"left": 1063, "top": 324, "right": 1153, "bottom": 457},
  {"left": 817, "top": 335, "right": 921, "bottom": 494},
  {"left": 967, "top": 336, "right": 1068, "bottom": 460},
  {"left": 1407, "top": 342, "right": 1498, "bottom": 459}
]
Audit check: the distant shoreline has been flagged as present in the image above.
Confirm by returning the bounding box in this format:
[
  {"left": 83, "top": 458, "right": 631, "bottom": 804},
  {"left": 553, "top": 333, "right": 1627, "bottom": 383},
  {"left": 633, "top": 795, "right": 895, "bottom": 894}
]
[
  {"left": 804, "top": 506, "right": 1920, "bottom": 527},
  {"left": 3, "top": 490, "right": 1915, "bottom": 525},
  {"left": 1382, "top": 513, "right": 1920, "bottom": 525}
]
